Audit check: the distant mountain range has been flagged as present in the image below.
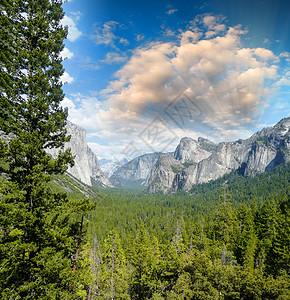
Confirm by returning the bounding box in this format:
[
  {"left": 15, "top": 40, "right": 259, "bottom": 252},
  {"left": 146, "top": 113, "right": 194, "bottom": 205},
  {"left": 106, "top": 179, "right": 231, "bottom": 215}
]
[
  {"left": 148, "top": 116, "right": 290, "bottom": 193},
  {"left": 106, "top": 117, "right": 289, "bottom": 193},
  {"left": 44, "top": 117, "right": 289, "bottom": 194}
]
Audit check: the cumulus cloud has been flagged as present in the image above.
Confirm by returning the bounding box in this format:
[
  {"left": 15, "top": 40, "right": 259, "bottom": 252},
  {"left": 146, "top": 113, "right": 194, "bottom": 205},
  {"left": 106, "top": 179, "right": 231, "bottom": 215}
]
[
  {"left": 92, "top": 21, "right": 128, "bottom": 48},
  {"left": 202, "top": 15, "right": 226, "bottom": 38},
  {"left": 66, "top": 15, "right": 283, "bottom": 157},
  {"left": 60, "top": 72, "right": 74, "bottom": 84},
  {"left": 61, "top": 15, "right": 82, "bottom": 42},
  {"left": 100, "top": 18, "right": 277, "bottom": 136},
  {"left": 61, "top": 47, "right": 74, "bottom": 59}
]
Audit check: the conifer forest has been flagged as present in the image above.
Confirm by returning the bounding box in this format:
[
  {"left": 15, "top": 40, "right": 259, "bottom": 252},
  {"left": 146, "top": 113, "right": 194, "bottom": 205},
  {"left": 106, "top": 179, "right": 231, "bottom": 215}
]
[{"left": 0, "top": 0, "right": 289, "bottom": 299}]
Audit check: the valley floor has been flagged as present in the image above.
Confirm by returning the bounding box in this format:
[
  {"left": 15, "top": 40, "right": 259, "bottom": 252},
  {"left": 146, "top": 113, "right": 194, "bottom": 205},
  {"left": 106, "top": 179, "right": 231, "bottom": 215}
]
[{"left": 86, "top": 163, "right": 290, "bottom": 299}]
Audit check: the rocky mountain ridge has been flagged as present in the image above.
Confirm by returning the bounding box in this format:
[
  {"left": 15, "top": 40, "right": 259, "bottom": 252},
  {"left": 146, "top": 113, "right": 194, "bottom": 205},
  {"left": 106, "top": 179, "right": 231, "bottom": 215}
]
[{"left": 148, "top": 117, "right": 290, "bottom": 193}]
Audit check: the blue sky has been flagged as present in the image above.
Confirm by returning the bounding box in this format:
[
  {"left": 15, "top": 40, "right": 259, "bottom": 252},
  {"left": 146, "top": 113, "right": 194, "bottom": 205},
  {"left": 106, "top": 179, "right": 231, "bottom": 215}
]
[{"left": 61, "top": 0, "right": 290, "bottom": 160}]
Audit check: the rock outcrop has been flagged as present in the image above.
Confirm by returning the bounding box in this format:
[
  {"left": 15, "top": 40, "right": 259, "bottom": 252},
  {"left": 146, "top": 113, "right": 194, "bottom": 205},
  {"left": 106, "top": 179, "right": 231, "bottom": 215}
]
[
  {"left": 148, "top": 117, "right": 290, "bottom": 193},
  {"left": 49, "top": 121, "right": 112, "bottom": 187},
  {"left": 174, "top": 137, "right": 214, "bottom": 163},
  {"left": 110, "top": 152, "right": 162, "bottom": 188},
  {"left": 148, "top": 154, "right": 185, "bottom": 193}
]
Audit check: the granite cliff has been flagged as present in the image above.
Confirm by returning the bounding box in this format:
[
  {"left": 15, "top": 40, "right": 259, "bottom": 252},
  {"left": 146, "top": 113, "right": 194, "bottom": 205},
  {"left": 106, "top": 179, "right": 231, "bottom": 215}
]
[
  {"left": 49, "top": 122, "right": 112, "bottom": 187},
  {"left": 148, "top": 117, "right": 290, "bottom": 193}
]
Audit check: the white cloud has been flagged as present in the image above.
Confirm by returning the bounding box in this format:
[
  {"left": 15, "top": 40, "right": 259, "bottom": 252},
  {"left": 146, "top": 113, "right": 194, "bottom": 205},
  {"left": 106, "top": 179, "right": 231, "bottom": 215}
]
[
  {"left": 100, "top": 17, "right": 278, "bottom": 135},
  {"left": 101, "top": 52, "right": 127, "bottom": 64},
  {"left": 280, "top": 51, "right": 290, "bottom": 62},
  {"left": 61, "top": 97, "right": 76, "bottom": 110},
  {"left": 166, "top": 8, "right": 178, "bottom": 15},
  {"left": 202, "top": 15, "right": 226, "bottom": 38},
  {"left": 263, "top": 38, "right": 269, "bottom": 44},
  {"left": 280, "top": 51, "right": 290, "bottom": 58},
  {"left": 88, "top": 142, "right": 123, "bottom": 159},
  {"left": 92, "top": 21, "right": 128, "bottom": 48},
  {"left": 61, "top": 72, "right": 74, "bottom": 84},
  {"left": 136, "top": 34, "right": 145, "bottom": 41},
  {"left": 164, "top": 29, "right": 175, "bottom": 37},
  {"left": 254, "top": 48, "right": 276, "bottom": 60},
  {"left": 61, "top": 47, "right": 74, "bottom": 59},
  {"left": 61, "top": 15, "right": 82, "bottom": 42},
  {"left": 66, "top": 15, "right": 283, "bottom": 157},
  {"left": 119, "top": 37, "right": 129, "bottom": 45},
  {"left": 274, "top": 71, "right": 290, "bottom": 86}
]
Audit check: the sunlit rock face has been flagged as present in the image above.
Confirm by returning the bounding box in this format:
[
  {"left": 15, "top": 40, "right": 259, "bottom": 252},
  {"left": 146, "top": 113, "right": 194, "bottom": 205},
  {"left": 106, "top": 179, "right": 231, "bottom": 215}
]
[
  {"left": 49, "top": 121, "right": 112, "bottom": 187},
  {"left": 174, "top": 137, "right": 214, "bottom": 163},
  {"left": 148, "top": 117, "right": 290, "bottom": 194},
  {"left": 148, "top": 154, "right": 185, "bottom": 194}
]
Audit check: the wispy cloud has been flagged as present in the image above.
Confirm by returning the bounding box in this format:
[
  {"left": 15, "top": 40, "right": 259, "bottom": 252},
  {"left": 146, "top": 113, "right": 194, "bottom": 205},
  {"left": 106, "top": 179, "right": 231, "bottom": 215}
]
[
  {"left": 92, "top": 21, "right": 128, "bottom": 48},
  {"left": 166, "top": 8, "right": 178, "bottom": 15},
  {"left": 136, "top": 34, "right": 145, "bottom": 41},
  {"left": 119, "top": 37, "right": 129, "bottom": 45},
  {"left": 280, "top": 51, "right": 290, "bottom": 62},
  {"left": 274, "top": 71, "right": 290, "bottom": 86},
  {"left": 100, "top": 52, "right": 128, "bottom": 64}
]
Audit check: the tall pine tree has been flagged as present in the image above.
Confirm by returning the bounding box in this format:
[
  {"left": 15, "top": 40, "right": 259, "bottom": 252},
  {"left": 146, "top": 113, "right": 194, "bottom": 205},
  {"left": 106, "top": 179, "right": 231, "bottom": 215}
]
[{"left": 0, "top": 0, "right": 91, "bottom": 298}]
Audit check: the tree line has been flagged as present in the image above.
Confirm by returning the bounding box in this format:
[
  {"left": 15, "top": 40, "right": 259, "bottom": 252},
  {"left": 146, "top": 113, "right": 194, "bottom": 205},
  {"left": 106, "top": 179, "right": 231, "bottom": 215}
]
[{"left": 88, "top": 164, "right": 290, "bottom": 299}]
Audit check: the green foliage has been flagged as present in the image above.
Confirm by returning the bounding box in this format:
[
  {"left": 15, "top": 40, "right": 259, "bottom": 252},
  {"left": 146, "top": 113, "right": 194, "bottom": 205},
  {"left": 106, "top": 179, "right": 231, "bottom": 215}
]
[
  {"left": 171, "top": 165, "right": 184, "bottom": 174},
  {"left": 182, "top": 161, "right": 195, "bottom": 168},
  {"left": 98, "top": 230, "right": 129, "bottom": 299},
  {"left": 0, "top": 0, "right": 95, "bottom": 298},
  {"left": 88, "top": 164, "right": 290, "bottom": 299}
]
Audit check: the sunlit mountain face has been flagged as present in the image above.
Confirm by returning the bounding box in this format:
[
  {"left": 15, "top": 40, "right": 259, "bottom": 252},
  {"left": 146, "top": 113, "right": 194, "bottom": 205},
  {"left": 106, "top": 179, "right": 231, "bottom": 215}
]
[{"left": 61, "top": 0, "right": 290, "bottom": 160}]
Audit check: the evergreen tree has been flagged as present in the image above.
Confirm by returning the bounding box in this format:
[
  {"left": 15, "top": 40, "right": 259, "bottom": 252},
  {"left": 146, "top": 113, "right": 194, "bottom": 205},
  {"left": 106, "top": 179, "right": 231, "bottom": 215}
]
[
  {"left": 99, "top": 230, "right": 129, "bottom": 299},
  {"left": 130, "top": 227, "right": 161, "bottom": 299},
  {"left": 235, "top": 203, "right": 258, "bottom": 269},
  {"left": 0, "top": 0, "right": 92, "bottom": 298}
]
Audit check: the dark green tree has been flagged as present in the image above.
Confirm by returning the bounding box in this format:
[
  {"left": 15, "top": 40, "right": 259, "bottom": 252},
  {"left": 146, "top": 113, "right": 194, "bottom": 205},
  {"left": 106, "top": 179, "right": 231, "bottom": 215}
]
[
  {"left": 98, "top": 230, "right": 129, "bottom": 299},
  {"left": 0, "top": 0, "right": 92, "bottom": 298},
  {"left": 235, "top": 203, "right": 258, "bottom": 269}
]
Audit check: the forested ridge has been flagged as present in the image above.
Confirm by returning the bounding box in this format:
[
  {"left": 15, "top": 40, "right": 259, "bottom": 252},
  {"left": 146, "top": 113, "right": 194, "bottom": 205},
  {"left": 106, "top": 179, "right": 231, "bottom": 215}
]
[{"left": 87, "top": 163, "right": 290, "bottom": 299}]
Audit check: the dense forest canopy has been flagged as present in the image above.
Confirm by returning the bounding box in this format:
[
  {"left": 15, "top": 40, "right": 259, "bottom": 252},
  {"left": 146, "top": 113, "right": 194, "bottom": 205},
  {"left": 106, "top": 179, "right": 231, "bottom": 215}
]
[
  {"left": 0, "top": 0, "right": 289, "bottom": 299},
  {"left": 85, "top": 163, "right": 290, "bottom": 299}
]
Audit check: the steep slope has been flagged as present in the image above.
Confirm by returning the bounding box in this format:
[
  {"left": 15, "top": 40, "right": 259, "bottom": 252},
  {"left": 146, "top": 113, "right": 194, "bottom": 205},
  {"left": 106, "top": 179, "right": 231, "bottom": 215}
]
[
  {"left": 49, "top": 122, "right": 112, "bottom": 187},
  {"left": 174, "top": 137, "right": 215, "bottom": 163},
  {"left": 148, "top": 137, "right": 216, "bottom": 193},
  {"left": 110, "top": 152, "right": 162, "bottom": 188},
  {"left": 148, "top": 154, "right": 185, "bottom": 193},
  {"left": 148, "top": 117, "right": 290, "bottom": 193}
]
